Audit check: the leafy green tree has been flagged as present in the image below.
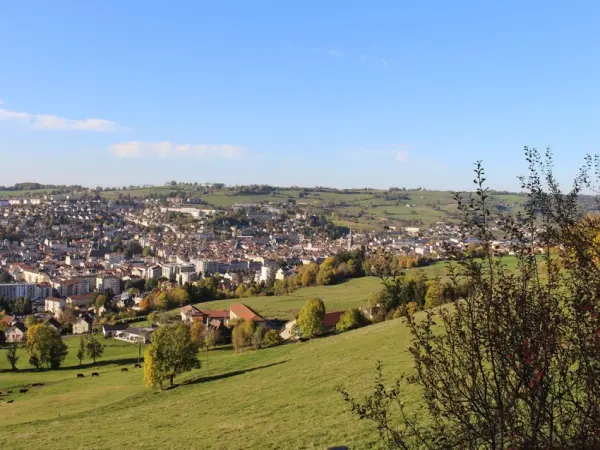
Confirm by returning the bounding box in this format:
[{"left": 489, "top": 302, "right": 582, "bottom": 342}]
[
  {"left": 85, "top": 335, "right": 105, "bottom": 364},
  {"left": 6, "top": 342, "right": 19, "bottom": 371},
  {"left": 251, "top": 325, "right": 268, "bottom": 349},
  {"left": 147, "top": 323, "right": 199, "bottom": 387},
  {"left": 424, "top": 279, "right": 444, "bottom": 309},
  {"left": 0, "top": 270, "right": 13, "bottom": 283},
  {"left": 203, "top": 329, "right": 216, "bottom": 350},
  {"left": 262, "top": 329, "right": 282, "bottom": 348},
  {"left": 24, "top": 315, "right": 39, "bottom": 328},
  {"left": 336, "top": 308, "right": 369, "bottom": 333},
  {"left": 77, "top": 336, "right": 86, "bottom": 365},
  {"left": 26, "top": 324, "right": 68, "bottom": 369},
  {"left": 297, "top": 298, "right": 326, "bottom": 338},
  {"left": 12, "top": 297, "right": 32, "bottom": 315},
  {"left": 156, "top": 292, "right": 169, "bottom": 310}
]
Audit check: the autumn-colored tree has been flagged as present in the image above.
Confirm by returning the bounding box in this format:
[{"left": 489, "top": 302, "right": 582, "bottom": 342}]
[
  {"left": 169, "top": 287, "right": 190, "bottom": 306},
  {"left": 317, "top": 257, "right": 336, "bottom": 285},
  {"left": 299, "top": 263, "right": 319, "bottom": 287},
  {"left": 339, "top": 151, "right": 600, "bottom": 448},
  {"left": 232, "top": 320, "right": 256, "bottom": 352},
  {"left": 424, "top": 279, "right": 444, "bottom": 309},
  {"left": 143, "top": 347, "right": 160, "bottom": 390},
  {"left": 190, "top": 321, "right": 206, "bottom": 347}
]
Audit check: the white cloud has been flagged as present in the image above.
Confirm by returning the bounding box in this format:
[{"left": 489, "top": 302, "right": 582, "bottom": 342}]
[
  {"left": 327, "top": 49, "right": 344, "bottom": 57},
  {"left": 0, "top": 103, "right": 127, "bottom": 132},
  {"left": 109, "top": 141, "right": 247, "bottom": 160},
  {"left": 0, "top": 108, "right": 31, "bottom": 120}
]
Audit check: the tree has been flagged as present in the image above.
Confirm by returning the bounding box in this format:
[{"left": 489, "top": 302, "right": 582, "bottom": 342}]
[
  {"left": 6, "top": 342, "right": 19, "bottom": 371},
  {"left": 203, "top": 329, "right": 216, "bottom": 350},
  {"left": 251, "top": 325, "right": 268, "bottom": 349},
  {"left": 146, "top": 323, "right": 199, "bottom": 387},
  {"left": 424, "top": 279, "right": 444, "bottom": 309},
  {"left": 232, "top": 320, "right": 256, "bottom": 352},
  {"left": 336, "top": 308, "right": 368, "bottom": 333},
  {"left": 339, "top": 152, "right": 600, "bottom": 448},
  {"left": 12, "top": 297, "right": 32, "bottom": 315},
  {"left": 156, "top": 292, "right": 169, "bottom": 311},
  {"left": 86, "top": 335, "right": 105, "bottom": 364},
  {"left": 143, "top": 347, "right": 160, "bottom": 390},
  {"left": 0, "top": 270, "right": 13, "bottom": 283},
  {"left": 169, "top": 287, "right": 190, "bottom": 306},
  {"left": 77, "top": 336, "right": 86, "bottom": 365},
  {"left": 262, "top": 329, "right": 282, "bottom": 348},
  {"left": 299, "top": 263, "right": 319, "bottom": 287},
  {"left": 95, "top": 295, "right": 106, "bottom": 310},
  {"left": 297, "top": 298, "right": 325, "bottom": 338},
  {"left": 189, "top": 321, "right": 205, "bottom": 347},
  {"left": 26, "top": 324, "right": 68, "bottom": 369},
  {"left": 24, "top": 315, "right": 39, "bottom": 328},
  {"left": 61, "top": 307, "right": 78, "bottom": 326},
  {"left": 317, "top": 257, "right": 336, "bottom": 285}
]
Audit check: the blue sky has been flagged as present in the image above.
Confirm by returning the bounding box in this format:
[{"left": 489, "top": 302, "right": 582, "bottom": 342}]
[{"left": 1, "top": 1, "right": 600, "bottom": 191}]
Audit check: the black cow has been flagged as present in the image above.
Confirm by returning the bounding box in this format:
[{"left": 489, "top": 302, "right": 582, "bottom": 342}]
[
  {"left": 91, "top": 372, "right": 100, "bottom": 377},
  {"left": 7, "top": 400, "right": 14, "bottom": 404},
  {"left": 121, "top": 367, "right": 129, "bottom": 372},
  {"left": 134, "top": 363, "right": 141, "bottom": 368},
  {"left": 77, "top": 373, "right": 85, "bottom": 378},
  {"left": 19, "top": 388, "right": 28, "bottom": 394},
  {"left": 31, "top": 382, "right": 45, "bottom": 387},
  {"left": 7, "top": 390, "right": 12, "bottom": 394}
]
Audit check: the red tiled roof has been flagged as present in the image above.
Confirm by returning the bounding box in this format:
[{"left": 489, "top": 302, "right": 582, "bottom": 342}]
[
  {"left": 323, "top": 311, "right": 345, "bottom": 328},
  {"left": 204, "top": 309, "right": 230, "bottom": 319},
  {"left": 229, "top": 303, "right": 264, "bottom": 322}
]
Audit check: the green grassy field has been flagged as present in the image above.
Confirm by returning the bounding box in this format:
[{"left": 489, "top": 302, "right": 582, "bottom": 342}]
[
  {"left": 0, "top": 318, "right": 420, "bottom": 449},
  {"left": 191, "top": 277, "right": 383, "bottom": 320}
]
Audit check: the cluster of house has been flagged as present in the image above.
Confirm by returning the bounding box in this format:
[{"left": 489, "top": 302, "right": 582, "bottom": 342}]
[{"left": 180, "top": 302, "right": 350, "bottom": 342}]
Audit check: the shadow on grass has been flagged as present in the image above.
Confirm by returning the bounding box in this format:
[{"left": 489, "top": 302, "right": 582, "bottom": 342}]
[
  {"left": 167, "top": 360, "right": 289, "bottom": 390},
  {"left": 0, "top": 357, "right": 140, "bottom": 374}
]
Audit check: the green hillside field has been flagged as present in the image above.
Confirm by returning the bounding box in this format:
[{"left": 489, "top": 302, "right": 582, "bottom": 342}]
[{"left": 0, "top": 318, "right": 420, "bottom": 449}]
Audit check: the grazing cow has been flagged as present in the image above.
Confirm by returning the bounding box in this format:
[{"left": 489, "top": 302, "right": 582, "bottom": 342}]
[
  {"left": 31, "top": 382, "right": 45, "bottom": 387},
  {"left": 91, "top": 372, "right": 100, "bottom": 377},
  {"left": 19, "top": 388, "right": 28, "bottom": 394},
  {"left": 121, "top": 368, "right": 128, "bottom": 372},
  {"left": 7, "top": 390, "right": 12, "bottom": 394},
  {"left": 134, "top": 363, "right": 141, "bottom": 368},
  {"left": 7, "top": 400, "right": 14, "bottom": 404},
  {"left": 77, "top": 373, "right": 85, "bottom": 378}
]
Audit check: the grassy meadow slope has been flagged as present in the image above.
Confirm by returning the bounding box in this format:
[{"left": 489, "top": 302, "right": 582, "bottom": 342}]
[{"left": 0, "top": 319, "right": 419, "bottom": 449}]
